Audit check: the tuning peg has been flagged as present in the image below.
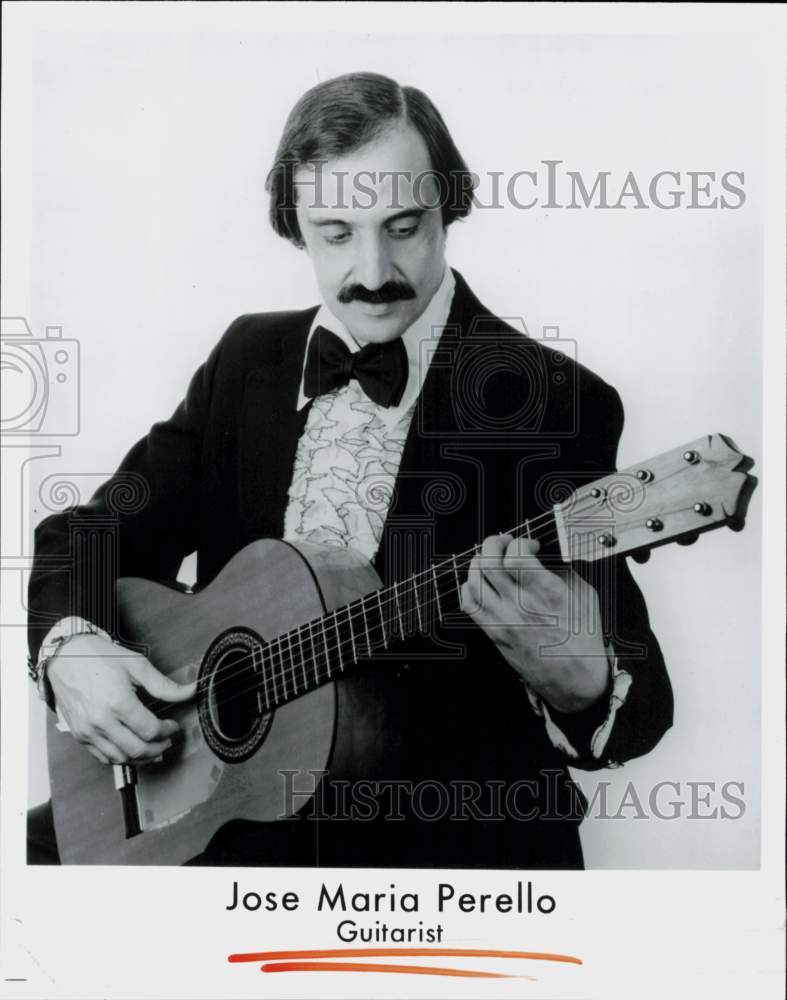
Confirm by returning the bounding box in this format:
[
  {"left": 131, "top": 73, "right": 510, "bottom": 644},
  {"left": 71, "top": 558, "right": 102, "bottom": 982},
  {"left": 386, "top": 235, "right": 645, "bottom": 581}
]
[
  {"left": 676, "top": 531, "right": 700, "bottom": 546},
  {"left": 630, "top": 548, "right": 651, "bottom": 564}
]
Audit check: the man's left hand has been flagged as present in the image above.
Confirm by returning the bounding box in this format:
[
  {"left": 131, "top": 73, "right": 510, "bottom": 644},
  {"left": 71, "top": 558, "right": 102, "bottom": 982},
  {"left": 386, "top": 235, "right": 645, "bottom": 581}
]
[{"left": 460, "top": 534, "right": 611, "bottom": 714}]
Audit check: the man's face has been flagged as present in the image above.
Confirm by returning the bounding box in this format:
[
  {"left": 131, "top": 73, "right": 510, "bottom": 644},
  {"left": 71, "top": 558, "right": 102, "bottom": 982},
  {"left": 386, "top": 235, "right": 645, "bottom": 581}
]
[{"left": 294, "top": 124, "right": 447, "bottom": 345}]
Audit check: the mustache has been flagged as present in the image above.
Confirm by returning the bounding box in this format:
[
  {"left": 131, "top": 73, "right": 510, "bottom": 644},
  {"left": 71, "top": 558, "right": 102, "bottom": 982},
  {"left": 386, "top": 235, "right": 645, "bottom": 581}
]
[{"left": 336, "top": 281, "right": 416, "bottom": 305}]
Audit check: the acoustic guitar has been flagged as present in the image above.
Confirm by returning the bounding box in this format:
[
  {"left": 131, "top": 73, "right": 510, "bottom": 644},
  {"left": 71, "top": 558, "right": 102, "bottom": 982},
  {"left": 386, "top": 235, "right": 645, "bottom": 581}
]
[{"left": 46, "top": 434, "right": 756, "bottom": 864}]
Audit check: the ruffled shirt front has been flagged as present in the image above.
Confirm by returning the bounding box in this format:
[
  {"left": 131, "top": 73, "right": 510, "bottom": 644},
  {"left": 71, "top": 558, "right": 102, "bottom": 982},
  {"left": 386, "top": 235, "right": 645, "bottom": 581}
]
[{"left": 284, "top": 267, "right": 456, "bottom": 561}]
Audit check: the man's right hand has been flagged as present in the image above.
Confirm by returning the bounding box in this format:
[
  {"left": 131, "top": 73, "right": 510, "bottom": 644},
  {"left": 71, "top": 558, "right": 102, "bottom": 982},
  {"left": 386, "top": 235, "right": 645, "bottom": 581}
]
[{"left": 46, "top": 634, "right": 196, "bottom": 765}]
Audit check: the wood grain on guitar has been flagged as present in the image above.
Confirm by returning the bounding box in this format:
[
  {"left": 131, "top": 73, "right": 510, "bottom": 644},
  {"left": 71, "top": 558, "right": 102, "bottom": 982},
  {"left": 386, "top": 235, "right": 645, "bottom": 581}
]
[
  {"left": 553, "top": 434, "right": 756, "bottom": 563},
  {"left": 47, "top": 434, "right": 756, "bottom": 865}
]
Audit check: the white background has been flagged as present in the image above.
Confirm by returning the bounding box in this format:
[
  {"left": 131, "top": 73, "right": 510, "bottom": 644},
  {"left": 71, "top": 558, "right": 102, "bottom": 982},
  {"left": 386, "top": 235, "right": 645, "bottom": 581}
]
[
  {"left": 26, "top": 24, "right": 764, "bottom": 869},
  {"left": 2, "top": 3, "right": 784, "bottom": 999}
]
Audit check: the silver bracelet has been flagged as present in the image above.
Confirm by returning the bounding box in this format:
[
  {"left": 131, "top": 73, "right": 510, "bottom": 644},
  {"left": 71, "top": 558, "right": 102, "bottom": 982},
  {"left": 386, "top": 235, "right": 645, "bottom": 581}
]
[{"left": 28, "top": 621, "right": 108, "bottom": 710}]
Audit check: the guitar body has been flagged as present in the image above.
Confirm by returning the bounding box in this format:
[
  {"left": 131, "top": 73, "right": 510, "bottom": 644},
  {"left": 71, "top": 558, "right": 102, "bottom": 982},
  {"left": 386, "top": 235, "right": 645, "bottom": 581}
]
[
  {"left": 47, "top": 539, "right": 392, "bottom": 865},
  {"left": 45, "top": 434, "right": 757, "bottom": 865}
]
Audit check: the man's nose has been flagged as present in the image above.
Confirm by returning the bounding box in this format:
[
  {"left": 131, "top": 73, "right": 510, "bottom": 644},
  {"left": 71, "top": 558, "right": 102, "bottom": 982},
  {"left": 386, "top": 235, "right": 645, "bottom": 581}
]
[{"left": 354, "top": 235, "right": 392, "bottom": 292}]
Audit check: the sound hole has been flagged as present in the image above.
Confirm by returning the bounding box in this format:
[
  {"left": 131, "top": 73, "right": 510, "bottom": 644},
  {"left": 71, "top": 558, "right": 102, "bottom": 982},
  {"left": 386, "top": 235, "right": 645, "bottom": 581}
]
[
  {"left": 210, "top": 645, "right": 260, "bottom": 742},
  {"left": 197, "top": 627, "right": 274, "bottom": 763}
]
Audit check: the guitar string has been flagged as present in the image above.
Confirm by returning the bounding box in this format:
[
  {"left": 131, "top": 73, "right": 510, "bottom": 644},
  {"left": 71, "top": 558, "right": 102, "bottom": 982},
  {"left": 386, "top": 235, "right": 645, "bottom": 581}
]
[
  {"left": 213, "top": 477, "right": 666, "bottom": 708},
  {"left": 142, "top": 506, "right": 562, "bottom": 718},
  {"left": 184, "top": 519, "right": 577, "bottom": 719},
  {"left": 143, "top": 487, "right": 642, "bottom": 717},
  {"left": 196, "top": 488, "right": 708, "bottom": 719},
  {"left": 145, "top": 485, "right": 671, "bottom": 719}
]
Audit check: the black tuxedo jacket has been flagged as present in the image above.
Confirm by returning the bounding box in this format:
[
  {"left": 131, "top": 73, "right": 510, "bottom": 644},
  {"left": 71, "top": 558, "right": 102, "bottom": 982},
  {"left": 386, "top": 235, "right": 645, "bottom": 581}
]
[{"left": 29, "top": 270, "right": 673, "bottom": 868}]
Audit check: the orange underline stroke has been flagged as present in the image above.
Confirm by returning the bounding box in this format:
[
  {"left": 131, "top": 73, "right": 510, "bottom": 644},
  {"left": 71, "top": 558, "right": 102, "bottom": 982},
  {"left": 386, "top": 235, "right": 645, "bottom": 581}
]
[
  {"left": 229, "top": 946, "right": 582, "bottom": 965},
  {"left": 260, "top": 960, "right": 522, "bottom": 978}
]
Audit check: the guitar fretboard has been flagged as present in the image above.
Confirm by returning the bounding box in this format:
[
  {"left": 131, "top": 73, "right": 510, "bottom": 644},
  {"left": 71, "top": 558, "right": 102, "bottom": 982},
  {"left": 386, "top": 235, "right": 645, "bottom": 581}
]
[{"left": 253, "top": 513, "right": 551, "bottom": 710}]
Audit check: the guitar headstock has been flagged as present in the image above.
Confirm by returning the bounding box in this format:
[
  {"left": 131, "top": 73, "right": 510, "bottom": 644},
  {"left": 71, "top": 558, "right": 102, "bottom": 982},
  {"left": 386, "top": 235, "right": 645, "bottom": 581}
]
[{"left": 554, "top": 434, "right": 757, "bottom": 563}]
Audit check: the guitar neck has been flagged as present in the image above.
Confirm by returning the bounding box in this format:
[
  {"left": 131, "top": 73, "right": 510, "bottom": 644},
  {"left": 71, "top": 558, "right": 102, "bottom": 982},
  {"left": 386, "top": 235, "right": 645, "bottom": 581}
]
[
  {"left": 257, "top": 433, "right": 755, "bottom": 711},
  {"left": 258, "top": 511, "right": 557, "bottom": 708}
]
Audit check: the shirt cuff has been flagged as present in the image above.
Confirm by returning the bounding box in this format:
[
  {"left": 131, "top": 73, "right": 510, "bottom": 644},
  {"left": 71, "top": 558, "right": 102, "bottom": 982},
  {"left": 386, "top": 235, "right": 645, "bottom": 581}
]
[
  {"left": 524, "top": 654, "right": 633, "bottom": 765},
  {"left": 28, "top": 616, "right": 112, "bottom": 719}
]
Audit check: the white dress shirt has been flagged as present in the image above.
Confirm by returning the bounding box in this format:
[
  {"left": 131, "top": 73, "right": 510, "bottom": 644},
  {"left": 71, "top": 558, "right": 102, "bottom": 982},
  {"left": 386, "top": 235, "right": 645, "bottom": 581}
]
[
  {"left": 39, "top": 264, "right": 629, "bottom": 763},
  {"left": 284, "top": 267, "right": 456, "bottom": 561}
]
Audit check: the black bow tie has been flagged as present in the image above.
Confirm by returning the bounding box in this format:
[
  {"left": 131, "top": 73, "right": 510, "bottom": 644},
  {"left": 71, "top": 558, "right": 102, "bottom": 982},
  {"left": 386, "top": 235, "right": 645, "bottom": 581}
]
[{"left": 303, "top": 325, "right": 408, "bottom": 408}]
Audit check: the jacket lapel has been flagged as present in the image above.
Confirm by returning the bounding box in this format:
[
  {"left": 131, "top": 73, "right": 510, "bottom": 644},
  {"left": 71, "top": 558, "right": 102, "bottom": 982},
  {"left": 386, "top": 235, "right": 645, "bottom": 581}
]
[
  {"left": 237, "top": 272, "right": 513, "bottom": 574},
  {"left": 239, "top": 312, "right": 315, "bottom": 540},
  {"left": 373, "top": 270, "right": 486, "bottom": 582}
]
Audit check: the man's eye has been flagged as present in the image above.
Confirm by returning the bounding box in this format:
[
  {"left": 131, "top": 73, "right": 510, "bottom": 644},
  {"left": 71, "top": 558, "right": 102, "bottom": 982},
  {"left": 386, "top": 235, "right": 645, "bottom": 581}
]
[
  {"left": 324, "top": 230, "right": 351, "bottom": 245},
  {"left": 388, "top": 222, "right": 420, "bottom": 240}
]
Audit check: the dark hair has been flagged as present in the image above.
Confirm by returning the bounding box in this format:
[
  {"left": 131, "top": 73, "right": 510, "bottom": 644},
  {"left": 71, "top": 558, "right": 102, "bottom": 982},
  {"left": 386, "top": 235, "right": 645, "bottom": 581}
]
[{"left": 265, "top": 72, "right": 476, "bottom": 247}]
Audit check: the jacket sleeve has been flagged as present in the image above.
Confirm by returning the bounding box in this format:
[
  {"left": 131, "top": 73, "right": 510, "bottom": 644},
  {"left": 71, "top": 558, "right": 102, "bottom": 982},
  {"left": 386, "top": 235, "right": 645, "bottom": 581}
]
[
  {"left": 527, "top": 381, "right": 674, "bottom": 769},
  {"left": 27, "top": 325, "right": 231, "bottom": 664}
]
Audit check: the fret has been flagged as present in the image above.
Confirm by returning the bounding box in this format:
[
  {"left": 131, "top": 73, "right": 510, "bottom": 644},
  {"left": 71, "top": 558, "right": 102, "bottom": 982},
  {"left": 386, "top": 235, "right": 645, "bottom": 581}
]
[
  {"left": 319, "top": 617, "right": 331, "bottom": 677},
  {"left": 431, "top": 564, "right": 444, "bottom": 624},
  {"left": 297, "top": 624, "right": 308, "bottom": 691},
  {"left": 254, "top": 643, "right": 271, "bottom": 711},
  {"left": 333, "top": 609, "right": 344, "bottom": 672},
  {"left": 376, "top": 590, "right": 388, "bottom": 649},
  {"left": 347, "top": 605, "right": 358, "bottom": 663},
  {"left": 411, "top": 572, "right": 423, "bottom": 633},
  {"left": 307, "top": 620, "right": 319, "bottom": 687},
  {"left": 262, "top": 650, "right": 271, "bottom": 709},
  {"left": 451, "top": 553, "right": 462, "bottom": 600},
  {"left": 269, "top": 641, "right": 280, "bottom": 705},
  {"left": 361, "top": 595, "right": 372, "bottom": 656},
  {"left": 286, "top": 631, "right": 297, "bottom": 696},
  {"left": 277, "top": 636, "right": 288, "bottom": 701},
  {"left": 310, "top": 619, "right": 325, "bottom": 684},
  {"left": 392, "top": 580, "right": 404, "bottom": 638}
]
